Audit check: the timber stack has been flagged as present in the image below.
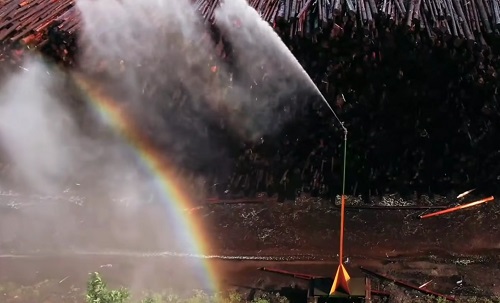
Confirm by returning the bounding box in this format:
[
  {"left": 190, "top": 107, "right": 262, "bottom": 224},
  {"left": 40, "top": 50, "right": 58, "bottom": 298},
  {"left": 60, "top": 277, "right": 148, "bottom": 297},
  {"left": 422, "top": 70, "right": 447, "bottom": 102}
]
[
  {"left": 196, "top": 0, "right": 500, "bottom": 45},
  {"left": 0, "top": 0, "right": 78, "bottom": 46},
  {"left": 1, "top": 0, "right": 500, "bottom": 51}
]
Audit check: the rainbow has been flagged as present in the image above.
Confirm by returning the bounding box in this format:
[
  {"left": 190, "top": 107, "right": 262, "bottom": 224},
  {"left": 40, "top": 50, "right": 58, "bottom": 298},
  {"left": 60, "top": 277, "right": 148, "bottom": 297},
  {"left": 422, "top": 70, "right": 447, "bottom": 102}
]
[{"left": 72, "top": 73, "right": 219, "bottom": 293}]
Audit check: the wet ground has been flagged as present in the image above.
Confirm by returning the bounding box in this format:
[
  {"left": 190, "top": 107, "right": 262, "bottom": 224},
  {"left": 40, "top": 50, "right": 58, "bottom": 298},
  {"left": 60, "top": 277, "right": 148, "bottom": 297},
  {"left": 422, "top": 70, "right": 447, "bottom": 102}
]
[{"left": 0, "top": 192, "right": 499, "bottom": 302}]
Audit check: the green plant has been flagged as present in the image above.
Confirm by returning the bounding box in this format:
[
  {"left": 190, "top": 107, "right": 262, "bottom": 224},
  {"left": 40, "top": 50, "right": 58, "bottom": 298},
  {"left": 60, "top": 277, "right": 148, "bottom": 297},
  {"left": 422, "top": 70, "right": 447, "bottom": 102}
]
[
  {"left": 251, "top": 292, "right": 288, "bottom": 303},
  {"left": 184, "top": 289, "right": 212, "bottom": 303},
  {"left": 435, "top": 296, "right": 448, "bottom": 303},
  {"left": 86, "top": 272, "right": 130, "bottom": 303},
  {"left": 139, "top": 289, "right": 276, "bottom": 303},
  {"left": 226, "top": 291, "right": 244, "bottom": 303}
]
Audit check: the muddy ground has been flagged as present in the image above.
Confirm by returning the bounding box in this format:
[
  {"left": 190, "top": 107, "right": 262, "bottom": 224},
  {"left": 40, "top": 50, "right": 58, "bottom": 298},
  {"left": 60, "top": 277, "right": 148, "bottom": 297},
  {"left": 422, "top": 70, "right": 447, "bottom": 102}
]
[{"left": 0, "top": 193, "right": 499, "bottom": 302}]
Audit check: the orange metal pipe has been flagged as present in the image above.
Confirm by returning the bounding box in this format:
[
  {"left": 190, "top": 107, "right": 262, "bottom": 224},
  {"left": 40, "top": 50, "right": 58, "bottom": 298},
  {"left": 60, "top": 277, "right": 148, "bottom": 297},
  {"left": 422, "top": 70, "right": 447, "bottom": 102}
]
[
  {"left": 360, "top": 266, "right": 456, "bottom": 301},
  {"left": 419, "top": 196, "right": 494, "bottom": 219},
  {"left": 339, "top": 195, "right": 346, "bottom": 265}
]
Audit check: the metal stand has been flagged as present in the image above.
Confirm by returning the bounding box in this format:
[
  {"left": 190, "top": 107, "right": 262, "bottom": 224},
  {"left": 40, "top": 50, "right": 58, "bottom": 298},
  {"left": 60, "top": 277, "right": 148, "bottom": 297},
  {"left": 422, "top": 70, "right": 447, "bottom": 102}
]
[{"left": 315, "top": 94, "right": 353, "bottom": 296}]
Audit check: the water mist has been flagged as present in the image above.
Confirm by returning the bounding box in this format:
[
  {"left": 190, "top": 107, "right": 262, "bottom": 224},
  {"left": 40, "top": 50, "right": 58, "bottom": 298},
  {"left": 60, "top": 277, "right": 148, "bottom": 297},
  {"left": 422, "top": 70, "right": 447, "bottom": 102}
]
[{"left": 0, "top": 0, "right": 333, "bottom": 295}]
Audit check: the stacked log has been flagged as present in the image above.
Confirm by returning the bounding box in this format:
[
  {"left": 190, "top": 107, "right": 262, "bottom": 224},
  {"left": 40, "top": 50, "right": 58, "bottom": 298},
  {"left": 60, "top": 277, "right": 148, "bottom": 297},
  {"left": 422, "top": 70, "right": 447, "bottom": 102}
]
[
  {"left": 0, "top": 0, "right": 77, "bottom": 47},
  {"left": 2, "top": 0, "right": 500, "bottom": 49},
  {"left": 192, "top": 0, "right": 500, "bottom": 43}
]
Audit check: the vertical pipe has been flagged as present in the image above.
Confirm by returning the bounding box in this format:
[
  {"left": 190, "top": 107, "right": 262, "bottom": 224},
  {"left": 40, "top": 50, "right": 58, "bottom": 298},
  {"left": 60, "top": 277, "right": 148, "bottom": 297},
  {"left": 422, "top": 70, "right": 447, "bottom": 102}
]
[{"left": 339, "top": 130, "right": 348, "bottom": 266}]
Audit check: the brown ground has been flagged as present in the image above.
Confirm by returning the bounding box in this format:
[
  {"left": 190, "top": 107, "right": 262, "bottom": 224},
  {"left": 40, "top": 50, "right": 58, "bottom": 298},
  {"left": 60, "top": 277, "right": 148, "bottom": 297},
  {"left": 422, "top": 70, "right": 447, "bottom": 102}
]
[{"left": 1, "top": 194, "right": 499, "bottom": 302}]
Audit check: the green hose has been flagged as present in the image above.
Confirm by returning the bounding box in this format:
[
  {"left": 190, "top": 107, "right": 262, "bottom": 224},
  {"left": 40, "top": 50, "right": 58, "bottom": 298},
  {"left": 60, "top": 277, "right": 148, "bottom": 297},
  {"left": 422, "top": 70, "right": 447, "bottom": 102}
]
[{"left": 342, "top": 130, "right": 347, "bottom": 197}]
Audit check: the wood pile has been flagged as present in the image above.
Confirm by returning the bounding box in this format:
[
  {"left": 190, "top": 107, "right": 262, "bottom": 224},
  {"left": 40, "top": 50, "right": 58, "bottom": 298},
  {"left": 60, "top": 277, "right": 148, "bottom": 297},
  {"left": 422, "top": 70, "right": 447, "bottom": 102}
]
[
  {"left": 0, "top": 0, "right": 77, "bottom": 47},
  {"left": 2, "top": 0, "right": 500, "bottom": 48},
  {"left": 195, "top": 0, "right": 500, "bottom": 44}
]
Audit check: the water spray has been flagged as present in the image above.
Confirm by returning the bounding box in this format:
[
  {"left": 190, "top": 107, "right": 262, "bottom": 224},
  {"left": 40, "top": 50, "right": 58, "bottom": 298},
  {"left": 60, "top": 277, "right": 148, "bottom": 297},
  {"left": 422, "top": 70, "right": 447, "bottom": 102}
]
[{"left": 312, "top": 88, "right": 348, "bottom": 197}]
